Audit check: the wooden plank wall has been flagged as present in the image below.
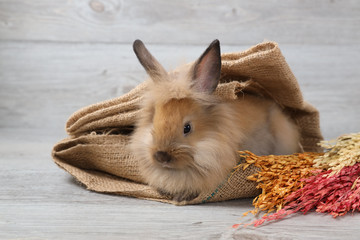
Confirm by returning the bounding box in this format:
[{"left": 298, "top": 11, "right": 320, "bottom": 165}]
[
  {"left": 0, "top": 0, "right": 359, "bottom": 45},
  {"left": 1, "top": 0, "right": 359, "bottom": 140},
  {"left": 0, "top": 0, "right": 359, "bottom": 141}
]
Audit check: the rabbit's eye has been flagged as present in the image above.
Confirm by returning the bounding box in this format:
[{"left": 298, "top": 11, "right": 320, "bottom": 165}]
[{"left": 183, "top": 123, "right": 192, "bottom": 135}]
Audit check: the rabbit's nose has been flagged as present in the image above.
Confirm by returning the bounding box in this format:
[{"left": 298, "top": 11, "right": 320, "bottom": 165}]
[{"left": 153, "top": 151, "right": 173, "bottom": 164}]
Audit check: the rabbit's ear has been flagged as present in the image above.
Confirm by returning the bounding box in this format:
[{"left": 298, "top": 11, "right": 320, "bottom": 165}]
[
  {"left": 191, "top": 40, "right": 221, "bottom": 94},
  {"left": 133, "top": 40, "right": 168, "bottom": 81}
]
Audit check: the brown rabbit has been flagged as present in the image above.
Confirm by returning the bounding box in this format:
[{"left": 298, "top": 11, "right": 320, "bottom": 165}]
[{"left": 130, "top": 39, "right": 301, "bottom": 202}]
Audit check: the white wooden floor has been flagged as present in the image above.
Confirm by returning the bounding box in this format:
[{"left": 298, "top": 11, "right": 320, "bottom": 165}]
[{"left": 1, "top": 1, "right": 360, "bottom": 239}]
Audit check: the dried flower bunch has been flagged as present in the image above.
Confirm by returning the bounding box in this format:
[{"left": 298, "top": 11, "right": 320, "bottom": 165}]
[
  {"left": 249, "top": 163, "right": 360, "bottom": 227},
  {"left": 234, "top": 132, "right": 360, "bottom": 227},
  {"left": 314, "top": 133, "right": 360, "bottom": 175},
  {"left": 236, "top": 151, "right": 322, "bottom": 215}
]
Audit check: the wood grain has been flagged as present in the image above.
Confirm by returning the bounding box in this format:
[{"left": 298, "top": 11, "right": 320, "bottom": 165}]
[
  {"left": 0, "top": 42, "right": 359, "bottom": 139},
  {"left": 0, "top": 0, "right": 359, "bottom": 45}
]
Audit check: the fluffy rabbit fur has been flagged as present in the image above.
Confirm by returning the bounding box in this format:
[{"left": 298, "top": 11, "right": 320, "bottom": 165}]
[{"left": 130, "top": 39, "right": 301, "bottom": 202}]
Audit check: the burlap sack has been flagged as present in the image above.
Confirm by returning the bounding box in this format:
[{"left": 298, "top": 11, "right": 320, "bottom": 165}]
[{"left": 52, "top": 41, "right": 323, "bottom": 205}]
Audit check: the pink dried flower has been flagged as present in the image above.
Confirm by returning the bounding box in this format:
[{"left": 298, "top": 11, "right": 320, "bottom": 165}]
[{"left": 249, "top": 163, "right": 360, "bottom": 226}]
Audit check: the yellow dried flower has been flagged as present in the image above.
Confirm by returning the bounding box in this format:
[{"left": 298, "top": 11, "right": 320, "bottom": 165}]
[
  {"left": 237, "top": 151, "right": 322, "bottom": 215},
  {"left": 314, "top": 133, "right": 360, "bottom": 175}
]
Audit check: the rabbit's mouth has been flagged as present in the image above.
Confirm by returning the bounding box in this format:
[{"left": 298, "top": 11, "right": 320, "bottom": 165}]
[
  {"left": 152, "top": 148, "right": 194, "bottom": 170},
  {"left": 159, "top": 162, "right": 175, "bottom": 169}
]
